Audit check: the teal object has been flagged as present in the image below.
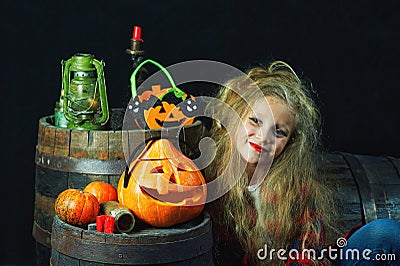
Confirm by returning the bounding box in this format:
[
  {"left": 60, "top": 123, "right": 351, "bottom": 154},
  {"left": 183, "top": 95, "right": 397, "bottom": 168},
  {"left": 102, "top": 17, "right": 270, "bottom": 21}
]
[
  {"left": 54, "top": 62, "right": 68, "bottom": 128},
  {"left": 54, "top": 100, "right": 68, "bottom": 128},
  {"left": 62, "top": 53, "right": 109, "bottom": 130}
]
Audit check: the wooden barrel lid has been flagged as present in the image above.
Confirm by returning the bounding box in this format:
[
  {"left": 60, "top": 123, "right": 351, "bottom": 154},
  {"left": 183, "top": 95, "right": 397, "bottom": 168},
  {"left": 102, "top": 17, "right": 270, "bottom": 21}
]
[{"left": 51, "top": 212, "right": 213, "bottom": 265}]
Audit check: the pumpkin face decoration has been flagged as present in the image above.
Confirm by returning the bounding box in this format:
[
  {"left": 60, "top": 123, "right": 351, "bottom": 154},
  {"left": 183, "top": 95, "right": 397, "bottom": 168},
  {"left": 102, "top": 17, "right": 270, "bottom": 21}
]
[
  {"left": 83, "top": 181, "right": 118, "bottom": 204},
  {"left": 117, "top": 138, "right": 207, "bottom": 227},
  {"left": 144, "top": 100, "right": 195, "bottom": 129},
  {"left": 54, "top": 189, "right": 100, "bottom": 227},
  {"left": 129, "top": 58, "right": 203, "bottom": 130},
  {"left": 131, "top": 85, "right": 201, "bottom": 130}
]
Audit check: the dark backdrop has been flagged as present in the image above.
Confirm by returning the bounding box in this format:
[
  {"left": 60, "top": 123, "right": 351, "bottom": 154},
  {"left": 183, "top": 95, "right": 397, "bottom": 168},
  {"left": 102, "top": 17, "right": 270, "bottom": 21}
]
[{"left": 1, "top": 0, "right": 399, "bottom": 264}]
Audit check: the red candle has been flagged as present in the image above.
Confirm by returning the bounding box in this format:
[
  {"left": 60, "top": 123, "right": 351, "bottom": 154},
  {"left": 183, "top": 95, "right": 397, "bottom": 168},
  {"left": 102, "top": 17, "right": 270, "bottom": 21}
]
[
  {"left": 132, "top": 26, "right": 143, "bottom": 41},
  {"left": 104, "top": 216, "right": 115, "bottom": 234},
  {"left": 96, "top": 215, "right": 106, "bottom": 232}
]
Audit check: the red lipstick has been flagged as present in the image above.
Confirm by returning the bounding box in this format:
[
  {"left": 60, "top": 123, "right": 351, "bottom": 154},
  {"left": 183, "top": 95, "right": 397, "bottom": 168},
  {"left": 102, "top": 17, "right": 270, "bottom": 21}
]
[{"left": 249, "top": 142, "right": 263, "bottom": 153}]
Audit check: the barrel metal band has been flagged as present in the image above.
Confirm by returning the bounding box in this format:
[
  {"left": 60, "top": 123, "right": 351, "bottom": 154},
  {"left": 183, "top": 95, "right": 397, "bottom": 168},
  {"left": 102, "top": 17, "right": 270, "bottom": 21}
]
[
  {"left": 339, "top": 152, "right": 377, "bottom": 223},
  {"left": 386, "top": 156, "right": 400, "bottom": 178},
  {"left": 32, "top": 221, "right": 51, "bottom": 248},
  {"left": 35, "top": 149, "right": 126, "bottom": 175}
]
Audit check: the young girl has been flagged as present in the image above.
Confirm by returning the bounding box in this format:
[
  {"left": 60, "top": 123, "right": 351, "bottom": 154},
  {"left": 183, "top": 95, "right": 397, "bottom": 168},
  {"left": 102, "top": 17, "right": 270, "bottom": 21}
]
[
  {"left": 205, "top": 60, "right": 335, "bottom": 265},
  {"left": 205, "top": 61, "right": 400, "bottom": 265}
]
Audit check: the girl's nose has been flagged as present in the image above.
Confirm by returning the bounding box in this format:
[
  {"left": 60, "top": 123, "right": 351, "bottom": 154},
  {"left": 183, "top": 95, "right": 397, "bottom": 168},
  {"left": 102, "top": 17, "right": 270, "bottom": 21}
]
[{"left": 256, "top": 127, "right": 274, "bottom": 144}]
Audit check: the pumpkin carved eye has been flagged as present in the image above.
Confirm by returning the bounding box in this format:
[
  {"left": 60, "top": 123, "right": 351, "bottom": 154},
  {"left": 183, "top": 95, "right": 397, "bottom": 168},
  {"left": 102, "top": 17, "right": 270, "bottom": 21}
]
[
  {"left": 169, "top": 175, "right": 177, "bottom": 184},
  {"left": 151, "top": 166, "right": 164, "bottom": 174},
  {"left": 159, "top": 105, "right": 166, "bottom": 113}
]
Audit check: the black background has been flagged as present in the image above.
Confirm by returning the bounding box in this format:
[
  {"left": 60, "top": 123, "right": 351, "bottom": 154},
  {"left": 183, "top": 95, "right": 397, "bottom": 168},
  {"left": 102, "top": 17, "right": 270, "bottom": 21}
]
[{"left": 1, "top": 0, "right": 399, "bottom": 264}]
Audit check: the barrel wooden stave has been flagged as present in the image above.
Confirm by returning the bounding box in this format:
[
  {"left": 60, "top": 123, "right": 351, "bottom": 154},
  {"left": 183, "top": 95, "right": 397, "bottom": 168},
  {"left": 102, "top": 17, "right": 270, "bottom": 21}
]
[{"left": 50, "top": 213, "right": 213, "bottom": 265}]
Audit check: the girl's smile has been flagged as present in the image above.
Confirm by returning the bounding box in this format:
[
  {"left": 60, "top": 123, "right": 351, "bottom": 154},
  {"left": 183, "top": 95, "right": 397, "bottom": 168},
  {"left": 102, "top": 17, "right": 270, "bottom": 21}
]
[{"left": 249, "top": 141, "right": 267, "bottom": 153}]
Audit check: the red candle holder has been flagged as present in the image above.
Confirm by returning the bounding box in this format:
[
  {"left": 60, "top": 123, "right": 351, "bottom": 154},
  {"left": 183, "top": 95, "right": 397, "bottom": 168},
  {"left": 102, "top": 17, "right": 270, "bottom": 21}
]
[
  {"left": 96, "top": 215, "right": 106, "bottom": 232},
  {"left": 96, "top": 215, "right": 114, "bottom": 234},
  {"left": 132, "top": 26, "right": 143, "bottom": 41},
  {"left": 104, "top": 216, "right": 115, "bottom": 234},
  {"left": 126, "top": 25, "right": 144, "bottom": 56}
]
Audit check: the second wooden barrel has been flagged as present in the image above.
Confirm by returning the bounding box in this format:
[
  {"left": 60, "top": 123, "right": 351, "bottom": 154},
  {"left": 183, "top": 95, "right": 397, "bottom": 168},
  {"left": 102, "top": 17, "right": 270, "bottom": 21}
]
[
  {"left": 321, "top": 152, "right": 400, "bottom": 242},
  {"left": 50, "top": 213, "right": 213, "bottom": 265}
]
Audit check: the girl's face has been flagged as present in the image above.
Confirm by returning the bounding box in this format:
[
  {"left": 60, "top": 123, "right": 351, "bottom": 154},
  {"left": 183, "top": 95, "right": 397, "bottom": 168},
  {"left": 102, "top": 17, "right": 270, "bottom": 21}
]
[{"left": 236, "top": 96, "right": 295, "bottom": 166}]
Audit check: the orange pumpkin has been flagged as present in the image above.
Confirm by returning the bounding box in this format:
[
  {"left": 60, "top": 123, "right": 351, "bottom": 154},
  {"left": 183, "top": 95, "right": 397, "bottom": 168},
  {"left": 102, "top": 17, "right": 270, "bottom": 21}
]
[
  {"left": 54, "top": 189, "right": 100, "bottom": 227},
  {"left": 117, "top": 138, "right": 206, "bottom": 227},
  {"left": 83, "top": 181, "right": 118, "bottom": 204}
]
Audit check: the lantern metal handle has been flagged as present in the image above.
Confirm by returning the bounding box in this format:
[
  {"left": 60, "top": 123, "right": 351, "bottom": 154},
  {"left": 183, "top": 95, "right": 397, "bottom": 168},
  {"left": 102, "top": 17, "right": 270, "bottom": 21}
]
[{"left": 92, "top": 58, "right": 109, "bottom": 126}]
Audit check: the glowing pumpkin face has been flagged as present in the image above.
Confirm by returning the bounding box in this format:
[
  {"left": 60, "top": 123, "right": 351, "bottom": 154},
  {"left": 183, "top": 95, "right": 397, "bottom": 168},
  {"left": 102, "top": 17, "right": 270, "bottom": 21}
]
[{"left": 117, "top": 138, "right": 207, "bottom": 227}]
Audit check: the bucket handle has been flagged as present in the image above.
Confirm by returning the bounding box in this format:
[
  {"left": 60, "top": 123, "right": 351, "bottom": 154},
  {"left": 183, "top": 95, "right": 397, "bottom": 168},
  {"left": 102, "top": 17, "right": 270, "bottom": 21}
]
[{"left": 131, "top": 59, "right": 182, "bottom": 99}]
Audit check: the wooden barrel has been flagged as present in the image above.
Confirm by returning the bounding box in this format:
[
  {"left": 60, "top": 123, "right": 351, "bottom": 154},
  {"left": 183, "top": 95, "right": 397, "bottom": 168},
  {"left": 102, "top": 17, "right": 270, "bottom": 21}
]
[
  {"left": 33, "top": 109, "right": 204, "bottom": 265},
  {"left": 321, "top": 152, "right": 400, "bottom": 243},
  {"left": 50, "top": 212, "right": 213, "bottom": 265}
]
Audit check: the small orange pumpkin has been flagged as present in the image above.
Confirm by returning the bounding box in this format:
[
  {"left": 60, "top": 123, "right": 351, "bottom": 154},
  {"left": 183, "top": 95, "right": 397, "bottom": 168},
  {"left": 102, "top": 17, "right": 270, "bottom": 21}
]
[
  {"left": 118, "top": 138, "right": 206, "bottom": 227},
  {"left": 54, "top": 189, "right": 100, "bottom": 227},
  {"left": 83, "top": 181, "right": 118, "bottom": 204}
]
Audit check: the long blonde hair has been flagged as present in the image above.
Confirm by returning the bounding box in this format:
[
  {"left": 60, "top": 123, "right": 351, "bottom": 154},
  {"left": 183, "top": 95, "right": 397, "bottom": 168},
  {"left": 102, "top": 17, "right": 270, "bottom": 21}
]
[{"left": 206, "top": 61, "right": 336, "bottom": 265}]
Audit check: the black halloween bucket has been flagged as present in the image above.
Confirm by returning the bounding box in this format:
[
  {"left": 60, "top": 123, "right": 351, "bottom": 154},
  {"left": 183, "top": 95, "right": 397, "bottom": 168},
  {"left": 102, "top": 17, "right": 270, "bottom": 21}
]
[{"left": 33, "top": 109, "right": 204, "bottom": 266}]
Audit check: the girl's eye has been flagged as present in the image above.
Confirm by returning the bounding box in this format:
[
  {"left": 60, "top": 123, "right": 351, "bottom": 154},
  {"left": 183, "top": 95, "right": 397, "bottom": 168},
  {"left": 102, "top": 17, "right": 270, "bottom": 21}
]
[
  {"left": 275, "top": 128, "right": 288, "bottom": 137},
  {"left": 249, "top": 117, "right": 262, "bottom": 125}
]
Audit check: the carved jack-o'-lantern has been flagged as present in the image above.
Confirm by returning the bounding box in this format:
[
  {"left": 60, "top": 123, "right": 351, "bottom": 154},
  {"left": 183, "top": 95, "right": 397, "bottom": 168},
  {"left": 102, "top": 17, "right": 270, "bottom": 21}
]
[
  {"left": 129, "top": 59, "right": 202, "bottom": 130},
  {"left": 117, "top": 138, "right": 206, "bottom": 227}
]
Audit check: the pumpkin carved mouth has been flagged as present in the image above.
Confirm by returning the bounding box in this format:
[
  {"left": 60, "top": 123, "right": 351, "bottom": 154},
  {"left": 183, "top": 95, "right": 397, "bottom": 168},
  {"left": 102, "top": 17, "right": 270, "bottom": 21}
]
[
  {"left": 155, "top": 118, "right": 186, "bottom": 128},
  {"left": 139, "top": 185, "right": 204, "bottom": 205}
]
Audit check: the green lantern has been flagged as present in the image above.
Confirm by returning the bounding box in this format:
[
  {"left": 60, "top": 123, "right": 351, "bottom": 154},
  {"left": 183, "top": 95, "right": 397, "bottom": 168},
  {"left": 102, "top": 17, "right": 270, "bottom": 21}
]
[{"left": 62, "top": 53, "right": 109, "bottom": 130}]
